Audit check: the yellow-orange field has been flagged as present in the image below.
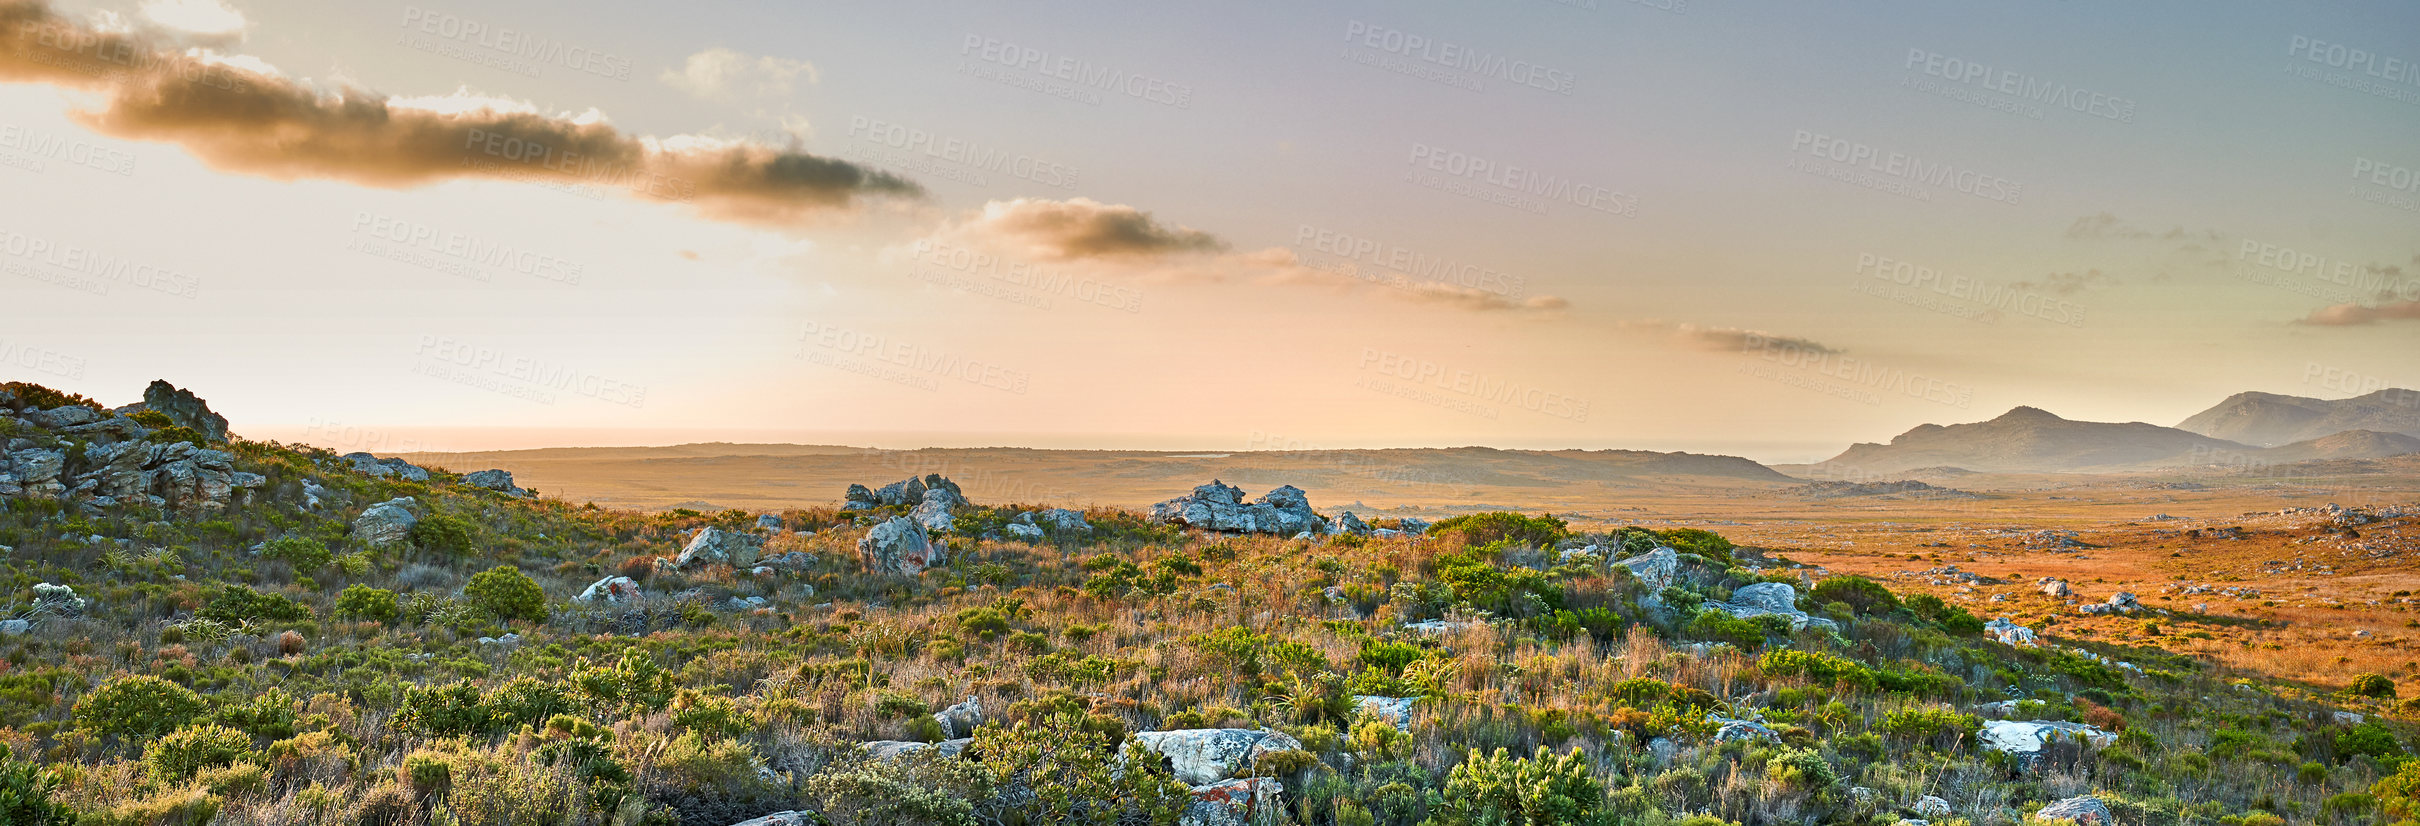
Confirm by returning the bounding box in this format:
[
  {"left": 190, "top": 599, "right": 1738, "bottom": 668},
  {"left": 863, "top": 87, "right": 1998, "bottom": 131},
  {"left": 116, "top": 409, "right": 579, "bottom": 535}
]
[{"left": 412, "top": 444, "right": 2420, "bottom": 702}]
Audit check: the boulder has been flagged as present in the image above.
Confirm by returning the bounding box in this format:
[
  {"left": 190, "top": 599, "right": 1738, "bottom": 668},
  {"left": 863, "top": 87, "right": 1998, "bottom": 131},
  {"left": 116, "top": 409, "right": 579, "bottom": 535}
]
[
  {"left": 462, "top": 469, "right": 527, "bottom": 496},
  {"left": 933, "top": 697, "right": 983, "bottom": 739},
  {"left": 0, "top": 446, "right": 66, "bottom": 498},
  {"left": 1913, "top": 796, "right": 1952, "bottom": 818},
  {"left": 1616, "top": 547, "right": 1680, "bottom": 589},
  {"left": 862, "top": 738, "right": 973, "bottom": 762},
  {"left": 1402, "top": 619, "right": 1476, "bottom": 636},
  {"left": 1354, "top": 696, "right": 1418, "bottom": 731},
  {"left": 341, "top": 452, "right": 430, "bottom": 482},
  {"left": 575, "top": 576, "right": 642, "bottom": 603},
  {"left": 135, "top": 380, "right": 228, "bottom": 441},
  {"left": 1131, "top": 729, "right": 1307, "bottom": 786},
  {"left": 1708, "top": 714, "right": 1780, "bottom": 743},
  {"left": 1704, "top": 582, "right": 1838, "bottom": 633},
  {"left": 352, "top": 497, "right": 419, "bottom": 548},
  {"left": 2079, "top": 593, "right": 2141, "bottom": 615},
  {"left": 859, "top": 516, "right": 944, "bottom": 575},
  {"left": 23, "top": 405, "right": 100, "bottom": 430},
  {"left": 1149, "top": 480, "right": 1329, "bottom": 535},
  {"left": 1182, "top": 777, "right": 1286, "bottom": 826},
  {"left": 754, "top": 513, "right": 785, "bottom": 532},
  {"left": 675, "top": 526, "right": 766, "bottom": 569},
  {"left": 1984, "top": 617, "right": 2038, "bottom": 647},
  {"left": 2332, "top": 710, "right": 2364, "bottom": 725},
  {"left": 866, "top": 473, "right": 962, "bottom": 507},
  {"left": 2038, "top": 578, "right": 2073, "bottom": 598},
  {"left": 842, "top": 483, "right": 878, "bottom": 511},
  {"left": 1329, "top": 510, "right": 1370, "bottom": 535},
  {"left": 1005, "top": 523, "right": 1044, "bottom": 541},
  {"left": 1981, "top": 720, "right": 2114, "bottom": 764},
  {"left": 2034, "top": 795, "right": 2114, "bottom": 825},
  {"left": 0, "top": 619, "right": 27, "bottom": 636},
  {"left": 911, "top": 488, "right": 961, "bottom": 533},
  {"left": 1039, "top": 508, "right": 1091, "bottom": 534},
  {"left": 724, "top": 813, "right": 815, "bottom": 826}
]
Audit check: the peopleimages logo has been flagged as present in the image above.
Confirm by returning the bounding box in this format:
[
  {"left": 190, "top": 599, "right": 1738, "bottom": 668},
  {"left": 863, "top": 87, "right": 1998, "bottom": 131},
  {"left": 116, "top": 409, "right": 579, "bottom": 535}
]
[
  {"left": 399, "top": 6, "right": 635, "bottom": 81},
  {"left": 1788, "top": 130, "right": 2023, "bottom": 204},
  {"left": 1343, "top": 21, "right": 1576, "bottom": 95},
  {"left": 1406, "top": 143, "right": 1637, "bottom": 216},
  {"left": 1903, "top": 48, "right": 2136, "bottom": 123},
  {"left": 958, "top": 35, "right": 1194, "bottom": 108}
]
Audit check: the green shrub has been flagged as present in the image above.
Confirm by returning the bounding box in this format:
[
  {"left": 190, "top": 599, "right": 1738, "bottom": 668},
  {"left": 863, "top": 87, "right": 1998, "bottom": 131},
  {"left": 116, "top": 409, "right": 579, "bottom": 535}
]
[
  {"left": 1432, "top": 747, "right": 1611, "bottom": 826},
  {"left": 464, "top": 566, "right": 547, "bottom": 623},
  {"left": 0, "top": 748, "right": 75, "bottom": 825},
  {"left": 392, "top": 680, "right": 497, "bottom": 737},
  {"left": 1427, "top": 512, "right": 1570, "bottom": 547},
  {"left": 260, "top": 536, "right": 333, "bottom": 571},
  {"left": 409, "top": 513, "right": 477, "bottom": 555},
  {"left": 1879, "top": 707, "right": 1981, "bottom": 748},
  {"left": 75, "top": 674, "right": 206, "bottom": 738},
  {"left": 335, "top": 584, "right": 399, "bottom": 622},
  {"left": 1656, "top": 528, "right": 1736, "bottom": 565},
  {"left": 1809, "top": 576, "right": 1898, "bottom": 615},
  {"left": 1760, "top": 649, "right": 1877, "bottom": 691},
  {"left": 2, "top": 381, "right": 102, "bottom": 411},
  {"left": 145, "top": 723, "right": 258, "bottom": 783},
  {"left": 199, "top": 584, "right": 312, "bottom": 625},
  {"left": 2337, "top": 721, "right": 2405, "bottom": 762},
  {"left": 2348, "top": 673, "right": 2397, "bottom": 700}
]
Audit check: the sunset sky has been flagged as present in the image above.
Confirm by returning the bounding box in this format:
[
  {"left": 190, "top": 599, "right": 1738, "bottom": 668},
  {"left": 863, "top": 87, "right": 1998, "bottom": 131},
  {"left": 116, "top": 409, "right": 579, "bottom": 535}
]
[{"left": 3, "top": 0, "right": 2417, "bottom": 462}]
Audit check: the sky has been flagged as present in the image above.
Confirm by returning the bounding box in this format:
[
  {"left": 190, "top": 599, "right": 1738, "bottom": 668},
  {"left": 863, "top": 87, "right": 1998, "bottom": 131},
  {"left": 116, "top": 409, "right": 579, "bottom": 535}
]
[{"left": 1, "top": 0, "right": 2416, "bottom": 463}]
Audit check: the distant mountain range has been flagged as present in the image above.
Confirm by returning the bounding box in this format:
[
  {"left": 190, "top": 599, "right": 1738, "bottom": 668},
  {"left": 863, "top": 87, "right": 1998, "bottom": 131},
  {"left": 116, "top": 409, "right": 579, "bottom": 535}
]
[
  {"left": 2174, "top": 389, "right": 2420, "bottom": 446},
  {"left": 1814, "top": 389, "right": 2420, "bottom": 474}
]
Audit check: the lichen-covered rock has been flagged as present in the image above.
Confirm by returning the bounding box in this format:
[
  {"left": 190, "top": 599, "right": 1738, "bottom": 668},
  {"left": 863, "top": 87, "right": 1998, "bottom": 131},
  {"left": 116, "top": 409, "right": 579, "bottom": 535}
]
[
  {"left": 1131, "top": 729, "right": 1307, "bottom": 786},
  {"left": 1181, "top": 777, "right": 1286, "bottom": 826},
  {"left": 2034, "top": 795, "right": 2113, "bottom": 824},
  {"left": 755, "top": 513, "right": 785, "bottom": 532},
  {"left": 859, "top": 516, "right": 943, "bottom": 575},
  {"left": 934, "top": 696, "right": 983, "bottom": 739},
  {"left": 1981, "top": 720, "right": 2114, "bottom": 764},
  {"left": 1149, "top": 481, "right": 1329, "bottom": 535},
  {"left": 1354, "top": 696, "right": 1417, "bottom": 731},
  {"left": 1039, "top": 507, "right": 1090, "bottom": 535},
  {"left": 463, "top": 469, "right": 527, "bottom": 496},
  {"left": 1006, "top": 523, "right": 1044, "bottom": 541},
  {"left": 352, "top": 497, "right": 419, "bottom": 548},
  {"left": 576, "top": 576, "right": 642, "bottom": 603},
  {"left": 1984, "top": 617, "right": 2038, "bottom": 647},
  {"left": 911, "top": 487, "right": 961, "bottom": 533},
  {"left": 341, "top": 452, "right": 430, "bottom": 482},
  {"left": 675, "top": 526, "right": 766, "bottom": 569},
  {"left": 1913, "top": 796, "right": 1952, "bottom": 818},
  {"left": 1704, "top": 582, "right": 1838, "bottom": 632},
  {"left": 135, "top": 380, "right": 228, "bottom": 441},
  {"left": 862, "top": 737, "right": 974, "bottom": 762},
  {"left": 1616, "top": 547, "right": 1680, "bottom": 589}
]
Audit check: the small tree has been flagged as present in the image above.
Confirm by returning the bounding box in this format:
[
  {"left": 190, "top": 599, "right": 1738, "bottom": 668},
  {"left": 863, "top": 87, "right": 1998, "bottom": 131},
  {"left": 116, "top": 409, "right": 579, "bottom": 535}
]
[{"left": 464, "top": 566, "right": 546, "bottom": 623}]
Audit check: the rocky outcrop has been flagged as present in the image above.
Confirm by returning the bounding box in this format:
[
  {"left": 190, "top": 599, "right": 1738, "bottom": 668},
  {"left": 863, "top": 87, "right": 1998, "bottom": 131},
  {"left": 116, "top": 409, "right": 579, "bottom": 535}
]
[
  {"left": 2038, "top": 578, "right": 2073, "bottom": 598},
  {"left": 129, "top": 380, "right": 229, "bottom": 441},
  {"left": 933, "top": 697, "right": 983, "bottom": 739},
  {"left": 4, "top": 436, "right": 261, "bottom": 512},
  {"left": 1329, "top": 511, "right": 1370, "bottom": 535},
  {"left": 575, "top": 576, "right": 642, "bottom": 603},
  {"left": 1149, "top": 481, "right": 1328, "bottom": 535},
  {"left": 2034, "top": 795, "right": 2113, "bottom": 824},
  {"left": 863, "top": 738, "right": 973, "bottom": 762},
  {"left": 342, "top": 452, "right": 430, "bottom": 482},
  {"left": 352, "top": 498, "right": 419, "bottom": 548},
  {"left": 1616, "top": 547, "right": 1680, "bottom": 589},
  {"left": 1038, "top": 508, "right": 1090, "bottom": 535},
  {"left": 911, "top": 488, "right": 961, "bottom": 533},
  {"left": 844, "top": 474, "right": 963, "bottom": 510},
  {"left": 2079, "top": 593, "right": 2141, "bottom": 615},
  {"left": 1984, "top": 617, "right": 2038, "bottom": 647},
  {"left": 1182, "top": 778, "right": 1286, "bottom": 826},
  {"left": 1708, "top": 714, "right": 1780, "bottom": 743},
  {"left": 675, "top": 527, "right": 765, "bottom": 569},
  {"left": 859, "top": 516, "right": 943, "bottom": 575},
  {"left": 754, "top": 513, "right": 785, "bottom": 532},
  {"left": 1704, "top": 582, "right": 1838, "bottom": 633},
  {"left": 1131, "top": 729, "right": 1306, "bottom": 786},
  {"left": 1006, "top": 523, "right": 1044, "bottom": 541},
  {"left": 462, "top": 469, "right": 527, "bottom": 496}
]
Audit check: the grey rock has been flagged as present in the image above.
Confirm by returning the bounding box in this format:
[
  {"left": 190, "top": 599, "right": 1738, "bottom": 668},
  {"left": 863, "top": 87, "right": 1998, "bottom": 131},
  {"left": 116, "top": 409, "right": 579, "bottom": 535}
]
[
  {"left": 0, "top": 619, "right": 28, "bottom": 636},
  {"left": 24, "top": 405, "right": 100, "bottom": 430},
  {"left": 1980, "top": 720, "right": 2115, "bottom": 764},
  {"left": 1354, "top": 696, "right": 1417, "bottom": 731},
  {"left": 1182, "top": 778, "right": 1286, "bottom": 826},
  {"left": 575, "top": 576, "right": 642, "bottom": 603},
  {"left": 1708, "top": 714, "right": 1780, "bottom": 743},
  {"left": 1913, "top": 796, "right": 1952, "bottom": 818},
  {"left": 1005, "top": 523, "right": 1045, "bottom": 541},
  {"left": 341, "top": 452, "right": 430, "bottom": 482},
  {"left": 1616, "top": 547, "right": 1680, "bottom": 589},
  {"left": 842, "top": 483, "right": 877, "bottom": 511},
  {"left": 911, "top": 488, "right": 962, "bottom": 533},
  {"left": 1398, "top": 517, "right": 1430, "bottom": 533},
  {"left": 1132, "top": 729, "right": 1307, "bottom": 786},
  {"left": 352, "top": 497, "right": 419, "bottom": 548},
  {"left": 1984, "top": 617, "right": 2038, "bottom": 647},
  {"left": 1704, "top": 582, "right": 1838, "bottom": 633},
  {"left": 862, "top": 737, "right": 974, "bottom": 762},
  {"left": 462, "top": 469, "right": 527, "bottom": 496},
  {"left": 724, "top": 812, "right": 815, "bottom": 826},
  {"left": 1647, "top": 737, "right": 1678, "bottom": 765},
  {"left": 675, "top": 526, "right": 766, "bottom": 569},
  {"left": 1330, "top": 510, "right": 1370, "bottom": 535},
  {"left": 859, "top": 516, "right": 943, "bottom": 575},
  {"left": 1039, "top": 507, "right": 1090, "bottom": 534},
  {"left": 136, "top": 380, "right": 228, "bottom": 441},
  {"left": 2034, "top": 795, "right": 2113, "bottom": 824},
  {"left": 934, "top": 696, "right": 983, "bottom": 739},
  {"left": 2038, "top": 578, "right": 2073, "bottom": 598},
  {"left": 755, "top": 513, "right": 785, "bottom": 532},
  {"left": 1149, "top": 480, "right": 1329, "bottom": 535},
  {"left": 2333, "top": 710, "right": 2364, "bottom": 725}
]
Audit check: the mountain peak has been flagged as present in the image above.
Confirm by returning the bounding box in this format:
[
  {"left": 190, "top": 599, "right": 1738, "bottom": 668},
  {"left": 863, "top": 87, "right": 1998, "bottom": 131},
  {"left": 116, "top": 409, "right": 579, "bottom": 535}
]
[{"left": 1993, "top": 405, "right": 2064, "bottom": 422}]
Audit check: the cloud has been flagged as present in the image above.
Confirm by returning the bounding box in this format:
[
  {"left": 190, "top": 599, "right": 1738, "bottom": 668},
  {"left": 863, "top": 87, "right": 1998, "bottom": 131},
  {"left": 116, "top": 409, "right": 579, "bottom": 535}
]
[
  {"left": 2011, "top": 268, "right": 2119, "bottom": 295},
  {"left": 1623, "top": 321, "right": 1842, "bottom": 354},
  {"left": 955, "top": 197, "right": 1226, "bottom": 260},
  {"left": 2298, "top": 299, "right": 2420, "bottom": 326},
  {"left": 137, "top": 0, "right": 245, "bottom": 45},
  {"left": 908, "top": 198, "right": 1565, "bottom": 313},
  {"left": 0, "top": 0, "right": 919, "bottom": 228},
  {"left": 660, "top": 47, "right": 818, "bottom": 100}
]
